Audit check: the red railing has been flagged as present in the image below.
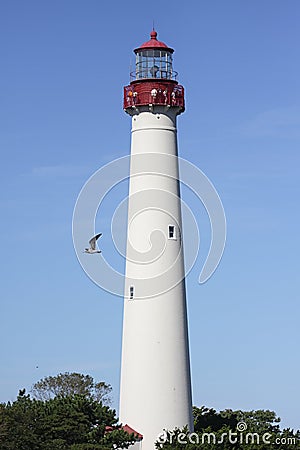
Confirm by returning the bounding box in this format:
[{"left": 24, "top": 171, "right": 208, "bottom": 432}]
[{"left": 124, "top": 83, "right": 184, "bottom": 110}]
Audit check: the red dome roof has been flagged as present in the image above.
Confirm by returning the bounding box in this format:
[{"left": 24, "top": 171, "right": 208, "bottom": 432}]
[{"left": 134, "top": 30, "right": 174, "bottom": 53}]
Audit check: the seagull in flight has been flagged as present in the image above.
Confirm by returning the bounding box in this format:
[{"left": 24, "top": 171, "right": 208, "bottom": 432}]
[{"left": 84, "top": 233, "right": 102, "bottom": 254}]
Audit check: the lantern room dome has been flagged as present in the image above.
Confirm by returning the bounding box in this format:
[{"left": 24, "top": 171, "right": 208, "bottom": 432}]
[
  {"left": 134, "top": 30, "right": 174, "bottom": 54},
  {"left": 124, "top": 30, "right": 185, "bottom": 113}
]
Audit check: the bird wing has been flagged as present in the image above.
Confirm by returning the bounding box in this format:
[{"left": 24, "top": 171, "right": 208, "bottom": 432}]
[{"left": 89, "top": 233, "right": 102, "bottom": 250}]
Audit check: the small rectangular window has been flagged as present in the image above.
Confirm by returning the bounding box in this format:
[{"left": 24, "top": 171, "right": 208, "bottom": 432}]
[
  {"left": 129, "top": 286, "right": 134, "bottom": 300},
  {"left": 168, "top": 225, "right": 176, "bottom": 240}
]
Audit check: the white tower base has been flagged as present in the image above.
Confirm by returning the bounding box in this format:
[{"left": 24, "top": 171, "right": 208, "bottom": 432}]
[{"left": 119, "top": 107, "right": 193, "bottom": 450}]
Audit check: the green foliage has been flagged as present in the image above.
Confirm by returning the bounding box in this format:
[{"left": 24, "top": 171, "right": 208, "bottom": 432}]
[
  {"left": 2, "top": 374, "right": 299, "bottom": 450},
  {"left": 193, "top": 406, "right": 238, "bottom": 431},
  {"left": 101, "top": 428, "right": 136, "bottom": 449},
  {"left": 156, "top": 406, "right": 300, "bottom": 450},
  {"left": 0, "top": 389, "right": 134, "bottom": 450},
  {"left": 31, "top": 372, "right": 112, "bottom": 405}
]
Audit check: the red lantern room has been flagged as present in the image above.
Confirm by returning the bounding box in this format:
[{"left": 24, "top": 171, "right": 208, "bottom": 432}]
[{"left": 123, "top": 30, "right": 185, "bottom": 113}]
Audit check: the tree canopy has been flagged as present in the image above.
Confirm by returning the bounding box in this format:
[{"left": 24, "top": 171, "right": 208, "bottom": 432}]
[
  {"left": 1, "top": 373, "right": 299, "bottom": 449},
  {"left": 31, "top": 372, "right": 112, "bottom": 405},
  {"left": 156, "top": 406, "right": 300, "bottom": 450},
  {"left": 0, "top": 389, "right": 134, "bottom": 450}
]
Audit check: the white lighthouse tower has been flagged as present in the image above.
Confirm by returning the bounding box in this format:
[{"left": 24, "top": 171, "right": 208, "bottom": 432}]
[{"left": 119, "top": 31, "right": 193, "bottom": 449}]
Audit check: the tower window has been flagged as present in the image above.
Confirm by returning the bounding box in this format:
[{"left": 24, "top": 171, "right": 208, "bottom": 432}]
[
  {"left": 129, "top": 286, "right": 134, "bottom": 300},
  {"left": 168, "top": 225, "right": 176, "bottom": 240}
]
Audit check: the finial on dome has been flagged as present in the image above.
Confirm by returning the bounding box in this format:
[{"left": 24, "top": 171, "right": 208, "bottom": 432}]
[
  {"left": 135, "top": 30, "right": 172, "bottom": 52},
  {"left": 150, "top": 30, "right": 157, "bottom": 40}
]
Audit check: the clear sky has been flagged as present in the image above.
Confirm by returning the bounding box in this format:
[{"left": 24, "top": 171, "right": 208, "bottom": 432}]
[{"left": 1, "top": 0, "right": 299, "bottom": 431}]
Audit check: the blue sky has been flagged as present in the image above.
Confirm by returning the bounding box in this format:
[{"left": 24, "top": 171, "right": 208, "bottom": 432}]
[{"left": 1, "top": 0, "right": 299, "bottom": 430}]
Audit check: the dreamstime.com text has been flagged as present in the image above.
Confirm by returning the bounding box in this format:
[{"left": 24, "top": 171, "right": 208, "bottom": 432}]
[{"left": 157, "top": 422, "right": 298, "bottom": 446}]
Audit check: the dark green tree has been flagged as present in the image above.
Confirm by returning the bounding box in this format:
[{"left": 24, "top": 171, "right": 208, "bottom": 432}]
[
  {"left": 193, "top": 406, "right": 238, "bottom": 431},
  {"left": 0, "top": 390, "right": 43, "bottom": 450},
  {"left": 155, "top": 406, "right": 300, "bottom": 450},
  {"left": 0, "top": 389, "right": 135, "bottom": 450}
]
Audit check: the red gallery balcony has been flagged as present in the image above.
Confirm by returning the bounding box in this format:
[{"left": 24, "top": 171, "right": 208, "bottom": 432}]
[{"left": 123, "top": 81, "right": 185, "bottom": 111}]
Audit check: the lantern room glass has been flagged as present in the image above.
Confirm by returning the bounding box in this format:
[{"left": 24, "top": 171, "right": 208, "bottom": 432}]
[{"left": 135, "top": 50, "right": 175, "bottom": 80}]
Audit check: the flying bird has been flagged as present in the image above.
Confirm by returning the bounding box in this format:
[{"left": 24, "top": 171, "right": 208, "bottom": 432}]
[{"left": 84, "top": 233, "right": 102, "bottom": 254}]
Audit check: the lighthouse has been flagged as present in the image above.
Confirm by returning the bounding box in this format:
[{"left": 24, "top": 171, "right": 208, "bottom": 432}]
[{"left": 119, "top": 31, "right": 193, "bottom": 449}]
